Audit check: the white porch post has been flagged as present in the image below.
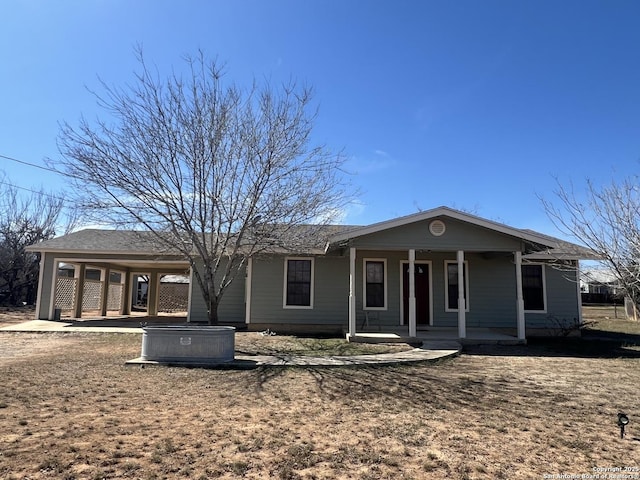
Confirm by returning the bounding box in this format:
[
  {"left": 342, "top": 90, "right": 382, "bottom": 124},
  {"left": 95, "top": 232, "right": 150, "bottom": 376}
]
[
  {"left": 348, "top": 247, "right": 357, "bottom": 338},
  {"left": 73, "top": 263, "right": 85, "bottom": 319},
  {"left": 515, "top": 251, "right": 526, "bottom": 340},
  {"left": 408, "top": 249, "right": 417, "bottom": 337},
  {"left": 457, "top": 250, "right": 466, "bottom": 339}
]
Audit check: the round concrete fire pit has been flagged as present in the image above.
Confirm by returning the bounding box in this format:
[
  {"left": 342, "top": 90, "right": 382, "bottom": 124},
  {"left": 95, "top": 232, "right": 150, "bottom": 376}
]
[{"left": 140, "top": 325, "right": 235, "bottom": 364}]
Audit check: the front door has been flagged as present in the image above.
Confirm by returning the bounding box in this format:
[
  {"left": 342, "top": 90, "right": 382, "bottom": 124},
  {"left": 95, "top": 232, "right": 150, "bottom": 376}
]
[{"left": 402, "top": 262, "right": 430, "bottom": 325}]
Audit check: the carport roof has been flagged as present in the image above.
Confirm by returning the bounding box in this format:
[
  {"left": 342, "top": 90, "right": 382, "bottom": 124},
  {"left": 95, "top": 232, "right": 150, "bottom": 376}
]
[{"left": 26, "top": 229, "right": 183, "bottom": 255}]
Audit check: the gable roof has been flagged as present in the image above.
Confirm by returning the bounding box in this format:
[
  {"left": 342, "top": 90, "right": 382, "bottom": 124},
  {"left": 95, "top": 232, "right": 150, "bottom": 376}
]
[
  {"left": 328, "top": 206, "right": 553, "bottom": 245},
  {"left": 326, "top": 206, "right": 595, "bottom": 259}
]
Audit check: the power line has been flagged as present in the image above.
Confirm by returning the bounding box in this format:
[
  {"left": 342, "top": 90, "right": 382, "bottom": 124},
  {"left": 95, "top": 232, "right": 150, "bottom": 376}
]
[
  {"left": 0, "top": 153, "right": 62, "bottom": 175},
  {"left": 0, "top": 180, "right": 68, "bottom": 203}
]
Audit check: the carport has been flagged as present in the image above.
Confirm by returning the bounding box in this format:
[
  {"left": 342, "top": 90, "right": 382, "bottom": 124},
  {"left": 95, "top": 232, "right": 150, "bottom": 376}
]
[{"left": 26, "top": 230, "right": 192, "bottom": 321}]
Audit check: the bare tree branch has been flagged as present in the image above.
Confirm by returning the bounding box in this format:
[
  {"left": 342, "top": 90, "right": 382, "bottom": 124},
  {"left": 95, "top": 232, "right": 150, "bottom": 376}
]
[
  {"left": 541, "top": 174, "right": 640, "bottom": 307},
  {"left": 50, "top": 48, "right": 355, "bottom": 323},
  {"left": 0, "top": 174, "right": 76, "bottom": 306}
]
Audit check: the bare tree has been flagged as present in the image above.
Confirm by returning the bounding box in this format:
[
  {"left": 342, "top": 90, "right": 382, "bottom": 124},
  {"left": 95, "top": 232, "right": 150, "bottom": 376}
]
[
  {"left": 542, "top": 175, "right": 640, "bottom": 311},
  {"left": 51, "top": 49, "right": 352, "bottom": 324},
  {"left": 0, "top": 177, "right": 72, "bottom": 306}
]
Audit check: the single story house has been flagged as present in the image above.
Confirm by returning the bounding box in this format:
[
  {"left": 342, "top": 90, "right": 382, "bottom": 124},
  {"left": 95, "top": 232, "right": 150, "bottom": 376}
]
[{"left": 27, "top": 207, "right": 593, "bottom": 342}]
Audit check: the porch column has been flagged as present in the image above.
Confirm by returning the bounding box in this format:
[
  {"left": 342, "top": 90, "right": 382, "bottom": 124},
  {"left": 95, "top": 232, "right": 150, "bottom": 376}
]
[
  {"left": 408, "top": 249, "right": 417, "bottom": 337},
  {"left": 457, "top": 250, "right": 466, "bottom": 339},
  {"left": 514, "top": 251, "right": 525, "bottom": 340},
  {"left": 348, "top": 247, "right": 357, "bottom": 337},
  {"left": 148, "top": 272, "right": 160, "bottom": 316},
  {"left": 99, "top": 267, "right": 110, "bottom": 316},
  {"left": 121, "top": 269, "right": 131, "bottom": 315},
  {"left": 73, "top": 263, "right": 86, "bottom": 319}
]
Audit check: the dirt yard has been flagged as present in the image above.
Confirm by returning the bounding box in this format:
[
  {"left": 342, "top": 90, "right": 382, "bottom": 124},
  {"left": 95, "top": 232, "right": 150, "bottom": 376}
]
[{"left": 0, "top": 307, "right": 639, "bottom": 479}]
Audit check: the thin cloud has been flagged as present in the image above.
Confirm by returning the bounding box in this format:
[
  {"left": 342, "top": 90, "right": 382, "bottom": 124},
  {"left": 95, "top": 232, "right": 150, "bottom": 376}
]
[{"left": 346, "top": 150, "right": 396, "bottom": 175}]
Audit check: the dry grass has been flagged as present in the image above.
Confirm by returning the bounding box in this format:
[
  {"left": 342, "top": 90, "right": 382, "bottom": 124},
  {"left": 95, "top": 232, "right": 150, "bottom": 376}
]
[{"left": 1, "top": 308, "right": 640, "bottom": 479}]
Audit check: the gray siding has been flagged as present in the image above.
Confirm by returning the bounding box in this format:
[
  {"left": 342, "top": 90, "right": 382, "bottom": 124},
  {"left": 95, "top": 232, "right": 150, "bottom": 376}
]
[
  {"left": 427, "top": 252, "right": 518, "bottom": 329},
  {"left": 350, "top": 217, "right": 523, "bottom": 251},
  {"left": 188, "top": 260, "right": 247, "bottom": 323},
  {"left": 246, "top": 251, "right": 581, "bottom": 333},
  {"left": 525, "top": 263, "right": 580, "bottom": 329},
  {"left": 249, "top": 255, "right": 349, "bottom": 326}
]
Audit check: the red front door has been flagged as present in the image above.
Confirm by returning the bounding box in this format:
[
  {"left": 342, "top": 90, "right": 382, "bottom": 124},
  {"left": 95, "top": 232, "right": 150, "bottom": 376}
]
[{"left": 403, "top": 263, "right": 430, "bottom": 325}]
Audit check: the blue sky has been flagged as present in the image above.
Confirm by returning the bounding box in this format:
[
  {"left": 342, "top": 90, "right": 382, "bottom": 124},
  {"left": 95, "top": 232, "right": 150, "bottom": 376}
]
[{"left": 1, "top": 0, "right": 639, "bottom": 237}]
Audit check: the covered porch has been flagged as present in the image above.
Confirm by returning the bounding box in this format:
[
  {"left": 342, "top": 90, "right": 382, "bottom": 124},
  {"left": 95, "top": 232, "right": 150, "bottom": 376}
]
[{"left": 345, "top": 247, "right": 528, "bottom": 343}]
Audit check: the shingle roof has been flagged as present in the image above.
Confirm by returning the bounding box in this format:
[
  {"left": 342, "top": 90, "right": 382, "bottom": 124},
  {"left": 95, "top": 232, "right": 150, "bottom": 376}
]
[
  {"left": 26, "top": 225, "right": 359, "bottom": 256},
  {"left": 26, "top": 209, "right": 596, "bottom": 260},
  {"left": 518, "top": 229, "right": 599, "bottom": 260},
  {"left": 26, "top": 230, "right": 182, "bottom": 255}
]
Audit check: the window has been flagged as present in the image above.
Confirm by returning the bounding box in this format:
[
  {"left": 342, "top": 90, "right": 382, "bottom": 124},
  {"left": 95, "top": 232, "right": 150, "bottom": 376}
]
[
  {"left": 445, "top": 261, "right": 469, "bottom": 311},
  {"left": 284, "top": 258, "right": 314, "bottom": 308},
  {"left": 364, "top": 259, "right": 386, "bottom": 309},
  {"left": 522, "top": 264, "right": 545, "bottom": 311}
]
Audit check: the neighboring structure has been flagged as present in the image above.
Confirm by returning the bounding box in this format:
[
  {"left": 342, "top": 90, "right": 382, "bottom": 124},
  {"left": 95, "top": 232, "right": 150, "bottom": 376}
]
[
  {"left": 580, "top": 268, "right": 622, "bottom": 304},
  {"left": 27, "top": 207, "right": 594, "bottom": 341}
]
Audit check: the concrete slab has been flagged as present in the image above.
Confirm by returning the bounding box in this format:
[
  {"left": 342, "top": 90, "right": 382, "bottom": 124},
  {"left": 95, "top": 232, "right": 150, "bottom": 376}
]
[{"left": 0, "top": 320, "right": 141, "bottom": 334}]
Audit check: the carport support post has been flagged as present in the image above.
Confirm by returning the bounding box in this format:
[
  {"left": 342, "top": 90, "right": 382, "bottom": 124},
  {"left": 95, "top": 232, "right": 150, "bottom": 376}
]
[
  {"left": 408, "top": 249, "right": 417, "bottom": 337},
  {"left": 457, "top": 250, "right": 466, "bottom": 339},
  {"left": 515, "top": 251, "right": 526, "bottom": 340},
  {"left": 348, "top": 247, "right": 356, "bottom": 338},
  {"left": 73, "top": 263, "right": 86, "bottom": 319},
  {"left": 99, "top": 267, "right": 110, "bottom": 316},
  {"left": 148, "top": 272, "right": 160, "bottom": 316},
  {"left": 121, "top": 269, "right": 131, "bottom": 315}
]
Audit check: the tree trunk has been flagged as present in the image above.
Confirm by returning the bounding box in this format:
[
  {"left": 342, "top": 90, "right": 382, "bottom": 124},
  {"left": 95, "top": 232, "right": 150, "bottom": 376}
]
[{"left": 207, "top": 296, "right": 219, "bottom": 325}]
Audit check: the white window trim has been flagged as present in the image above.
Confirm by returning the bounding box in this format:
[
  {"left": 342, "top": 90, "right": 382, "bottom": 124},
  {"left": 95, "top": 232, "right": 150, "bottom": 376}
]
[
  {"left": 399, "top": 260, "right": 433, "bottom": 326},
  {"left": 282, "top": 257, "right": 315, "bottom": 309},
  {"left": 444, "top": 260, "right": 470, "bottom": 312},
  {"left": 523, "top": 262, "right": 547, "bottom": 313},
  {"left": 363, "top": 258, "right": 388, "bottom": 311}
]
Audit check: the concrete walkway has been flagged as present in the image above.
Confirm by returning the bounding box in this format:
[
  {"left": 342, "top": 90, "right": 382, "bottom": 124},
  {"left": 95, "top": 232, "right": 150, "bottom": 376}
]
[
  {"left": 0, "top": 320, "right": 461, "bottom": 368},
  {"left": 126, "top": 340, "right": 462, "bottom": 369}
]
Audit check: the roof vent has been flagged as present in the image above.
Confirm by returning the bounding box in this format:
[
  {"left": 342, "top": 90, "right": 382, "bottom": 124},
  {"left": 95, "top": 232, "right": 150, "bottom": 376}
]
[{"left": 429, "top": 220, "right": 446, "bottom": 237}]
